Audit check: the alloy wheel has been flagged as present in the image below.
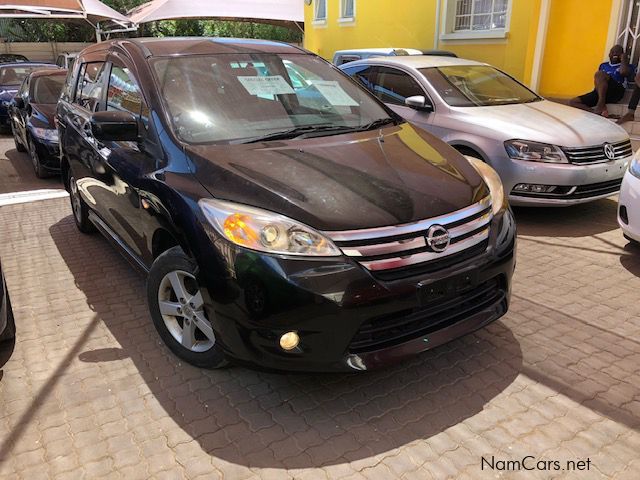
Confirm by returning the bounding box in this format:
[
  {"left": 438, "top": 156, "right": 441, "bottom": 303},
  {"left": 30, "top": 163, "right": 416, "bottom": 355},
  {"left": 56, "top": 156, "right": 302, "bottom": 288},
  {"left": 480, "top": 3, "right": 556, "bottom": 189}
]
[
  {"left": 157, "top": 270, "right": 215, "bottom": 352},
  {"left": 28, "top": 139, "right": 40, "bottom": 174},
  {"left": 69, "top": 176, "right": 82, "bottom": 223}
]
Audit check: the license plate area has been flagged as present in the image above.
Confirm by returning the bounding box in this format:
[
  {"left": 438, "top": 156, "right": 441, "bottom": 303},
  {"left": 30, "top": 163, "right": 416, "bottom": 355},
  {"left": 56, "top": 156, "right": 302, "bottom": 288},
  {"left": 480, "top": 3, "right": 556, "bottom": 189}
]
[{"left": 417, "top": 271, "right": 479, "bottom": 306}]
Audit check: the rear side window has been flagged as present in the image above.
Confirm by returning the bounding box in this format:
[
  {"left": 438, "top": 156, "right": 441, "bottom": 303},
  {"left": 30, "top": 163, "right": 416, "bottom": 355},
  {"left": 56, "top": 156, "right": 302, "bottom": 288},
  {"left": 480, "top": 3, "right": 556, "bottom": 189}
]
[
  {"left": 370, "top": 66, "right": 424, "bottom": 105},
  {"left": 337, "top": 55, "right": 361, "bottom": 65},
  {"left": 74, "top": 62, "right": 107, "bottom": 112},
  {"left": 107, "top": 65, "right": 149, "bottom": 125}
]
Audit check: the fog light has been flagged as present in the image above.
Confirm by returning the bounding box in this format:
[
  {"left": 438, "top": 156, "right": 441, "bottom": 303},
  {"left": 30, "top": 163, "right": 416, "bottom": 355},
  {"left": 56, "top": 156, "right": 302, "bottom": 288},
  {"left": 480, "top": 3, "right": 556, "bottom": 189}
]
[
  {"left": 513, "top": 183, "right": 557, "bottom": 194},
  {"left": 279, "top": 331, "right": 300, "bottom": 351}
]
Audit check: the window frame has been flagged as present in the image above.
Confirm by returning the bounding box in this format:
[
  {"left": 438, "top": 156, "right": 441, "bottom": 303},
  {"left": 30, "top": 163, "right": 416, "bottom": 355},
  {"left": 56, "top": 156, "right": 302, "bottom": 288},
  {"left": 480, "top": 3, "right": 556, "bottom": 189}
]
[
  {"left": 338, "top": 0, "right": 356, "bottom": 24},
  {"left": 440, "top": 0, "right": 512, "bottom": 41},
  {"left": 313, "top": 0, "right": 328, "bottom": 25}
]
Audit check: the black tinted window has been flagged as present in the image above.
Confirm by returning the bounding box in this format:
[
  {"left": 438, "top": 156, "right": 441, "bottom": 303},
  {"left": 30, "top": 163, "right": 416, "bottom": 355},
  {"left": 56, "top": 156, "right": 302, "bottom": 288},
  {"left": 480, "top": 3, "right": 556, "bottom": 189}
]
[
  {"left": 343, "top": 64, "right": 375, "bottom": 92},
  {"left": 371, "top": 67, "right": 424, "bottom": 105},
  {"left": 107, "top": 65, "right": 149, "bottom": 124},
  {"left": 74, "top": 62, "right": 107, "bottom": 112}
]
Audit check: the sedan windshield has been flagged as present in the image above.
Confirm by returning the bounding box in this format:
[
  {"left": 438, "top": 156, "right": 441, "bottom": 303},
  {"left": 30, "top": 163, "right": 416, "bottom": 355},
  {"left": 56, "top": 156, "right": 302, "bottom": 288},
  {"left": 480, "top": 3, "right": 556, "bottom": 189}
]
[
  {"left": 0, "top": 66, "right": 57, "bottom": 85},
  {"left": 152, "top": 53, "right": 394, "bottom": 144},
  {"left": 32, "top": 75, "right": 66, "bottom": 104},
  {"left": 421, "top": 65, "right": 541, "bottom": 107}
]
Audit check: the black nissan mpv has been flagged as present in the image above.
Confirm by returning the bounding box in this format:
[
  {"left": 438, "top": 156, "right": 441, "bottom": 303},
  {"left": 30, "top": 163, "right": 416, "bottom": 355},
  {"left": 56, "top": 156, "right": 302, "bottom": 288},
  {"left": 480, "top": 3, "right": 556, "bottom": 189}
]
[{"left": 57, "top": 38, "right": 516, "bottom": 372}]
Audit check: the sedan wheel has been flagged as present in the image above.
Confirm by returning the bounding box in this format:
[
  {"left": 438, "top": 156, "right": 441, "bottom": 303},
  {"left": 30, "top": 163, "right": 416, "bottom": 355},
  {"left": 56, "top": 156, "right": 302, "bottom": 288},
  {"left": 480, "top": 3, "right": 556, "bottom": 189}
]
[{"left": 28, "top": 137, "right": 45, "bottom": 178}]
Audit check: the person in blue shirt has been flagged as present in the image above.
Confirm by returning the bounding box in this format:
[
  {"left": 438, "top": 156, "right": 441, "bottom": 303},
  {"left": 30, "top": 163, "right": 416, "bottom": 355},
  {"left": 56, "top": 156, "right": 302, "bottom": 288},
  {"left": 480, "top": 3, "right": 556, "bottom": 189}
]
[{"left": 570, "top": 45, "right": 635, "bottom": 117}]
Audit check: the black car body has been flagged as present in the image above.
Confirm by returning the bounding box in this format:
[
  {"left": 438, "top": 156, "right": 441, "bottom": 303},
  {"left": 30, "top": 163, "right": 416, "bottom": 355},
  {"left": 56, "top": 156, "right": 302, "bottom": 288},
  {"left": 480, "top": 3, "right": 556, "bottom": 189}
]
[
  {"left": 57, "top": 38, "right": 516, "bottom": 372},
  {"left": 0, "top": 54, "right": 28, "bottom": 63},
  {"left": 0, "top": 62, "right": 58, "bottom": 128},
  {"left": 10, "top": 69, "right": 67, "bottom": 177},
  {"left": 0, "top": 258, "right": 15, "bottom": 343}
]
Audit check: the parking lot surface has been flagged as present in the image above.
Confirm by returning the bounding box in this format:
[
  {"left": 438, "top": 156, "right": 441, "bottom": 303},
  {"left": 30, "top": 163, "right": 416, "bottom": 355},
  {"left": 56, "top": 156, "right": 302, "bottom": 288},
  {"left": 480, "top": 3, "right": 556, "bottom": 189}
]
[{"left": 0, "top": 135, "right": 639, "bottom": 479}]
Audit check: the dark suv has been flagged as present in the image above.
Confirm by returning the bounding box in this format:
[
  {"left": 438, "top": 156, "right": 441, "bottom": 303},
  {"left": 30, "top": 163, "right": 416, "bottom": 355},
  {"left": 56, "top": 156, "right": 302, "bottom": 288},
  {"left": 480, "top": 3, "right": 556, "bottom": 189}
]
[{"left": 57, "top": 38, "right": 516, "bottom": 372}]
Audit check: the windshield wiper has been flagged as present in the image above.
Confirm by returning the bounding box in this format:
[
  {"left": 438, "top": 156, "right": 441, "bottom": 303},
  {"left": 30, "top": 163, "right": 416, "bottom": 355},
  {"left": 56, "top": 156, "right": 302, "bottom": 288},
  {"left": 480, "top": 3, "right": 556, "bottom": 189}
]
[
  {"left": 356, "top": 117, "right": 398, "bottom": 132},
  {"left": 239, "top": 124, "right": 357, "bottom": 144}
]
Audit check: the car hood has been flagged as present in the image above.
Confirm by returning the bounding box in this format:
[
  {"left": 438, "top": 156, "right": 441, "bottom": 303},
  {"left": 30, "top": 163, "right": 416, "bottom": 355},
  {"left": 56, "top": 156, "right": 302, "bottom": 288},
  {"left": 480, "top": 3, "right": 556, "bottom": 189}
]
[
  {"left": 29, "top": 103, "right": 55, "bottom": 128},
  {"left": 450, "top": 99, "right": 629, "bottom": 147},
  {"left": 187, "top": 123, "right": 488, "bottom": 231}
]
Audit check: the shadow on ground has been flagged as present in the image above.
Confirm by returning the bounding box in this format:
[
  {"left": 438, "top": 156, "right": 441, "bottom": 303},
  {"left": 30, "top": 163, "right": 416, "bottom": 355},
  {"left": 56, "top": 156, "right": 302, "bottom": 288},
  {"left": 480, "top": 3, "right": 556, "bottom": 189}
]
[
  {"left": 49, "top": 214, "right": 522, "bottom": 468},
  {"left": 0, "top": 143, "right": 61, "bottom": 195},
  {"left": 513, "top": 198, "right": 619, "bottom": 237}
]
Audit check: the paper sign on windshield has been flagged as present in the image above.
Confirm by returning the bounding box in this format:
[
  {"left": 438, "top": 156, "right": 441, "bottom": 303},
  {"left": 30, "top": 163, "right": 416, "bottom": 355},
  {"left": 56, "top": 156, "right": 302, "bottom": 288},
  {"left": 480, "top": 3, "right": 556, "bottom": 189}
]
[
  {"left": 311, "top": 80, "right": 359, "bottom": 106},
  {"left": 238, "top": 76, "right": 295, "bottom": 96}
]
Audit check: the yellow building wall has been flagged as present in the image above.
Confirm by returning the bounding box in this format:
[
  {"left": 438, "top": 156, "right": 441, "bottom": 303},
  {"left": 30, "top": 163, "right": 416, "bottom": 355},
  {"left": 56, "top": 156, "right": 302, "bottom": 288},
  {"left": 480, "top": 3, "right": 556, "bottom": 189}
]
[
  {"left": 538, "top": 0, "right": 614, "bottom": 98},
  {"left": 438, "top": 0, "right": 541, "bottom": 84},
  {"left": 303, "top": 0, "right": 438, "bottom": 61}
]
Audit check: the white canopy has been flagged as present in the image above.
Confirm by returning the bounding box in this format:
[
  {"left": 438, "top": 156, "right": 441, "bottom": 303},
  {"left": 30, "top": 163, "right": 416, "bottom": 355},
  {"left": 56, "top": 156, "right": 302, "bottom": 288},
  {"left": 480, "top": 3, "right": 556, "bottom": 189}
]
[
  {"left": 129, "top": 0, "right": 304, "bottom": 29},
  {"left": 0, "top": 0, "right": 136, "bottom": 34}
]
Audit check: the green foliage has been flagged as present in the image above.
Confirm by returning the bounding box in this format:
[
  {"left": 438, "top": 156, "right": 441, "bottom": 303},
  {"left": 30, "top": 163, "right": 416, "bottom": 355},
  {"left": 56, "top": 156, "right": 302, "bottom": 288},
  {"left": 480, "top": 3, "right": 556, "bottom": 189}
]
[{"left": 0, "top": 0, "right": 302, "bottom": 43}]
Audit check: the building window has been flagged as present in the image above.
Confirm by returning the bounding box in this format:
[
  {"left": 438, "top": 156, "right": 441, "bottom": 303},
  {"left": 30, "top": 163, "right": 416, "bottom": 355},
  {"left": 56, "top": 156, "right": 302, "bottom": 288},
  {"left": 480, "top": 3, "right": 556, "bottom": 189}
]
[
  {"left": 441, "top": 0, "right": 511, "bottom": 40},
  {"left": 314, "top": 0, "right": 327, "bottom": 22},
  {"left": 340, "top": 0, "right": 355, "bottom": 20},
  {"left": 454, "top": 0, "right": 508, "bottom": 32}
]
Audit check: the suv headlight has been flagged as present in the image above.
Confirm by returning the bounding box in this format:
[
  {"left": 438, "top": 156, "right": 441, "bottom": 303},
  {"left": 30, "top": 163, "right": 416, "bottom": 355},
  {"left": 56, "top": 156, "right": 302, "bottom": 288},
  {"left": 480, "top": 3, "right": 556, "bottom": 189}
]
[
  {"left": 31, "top": 127, "right": 58, "bottom": 142},
  {"left": 629, "top": 153, "right": 640, "bottom": 179},
  {"left": 199, "top": 198, "right": 341, "bottom": 256},
  {"left": 465, "top": 156, "right": 505, "bottom": 215},
  {"left": 504, "top": 139, "right": 567, "bottom": 163}
]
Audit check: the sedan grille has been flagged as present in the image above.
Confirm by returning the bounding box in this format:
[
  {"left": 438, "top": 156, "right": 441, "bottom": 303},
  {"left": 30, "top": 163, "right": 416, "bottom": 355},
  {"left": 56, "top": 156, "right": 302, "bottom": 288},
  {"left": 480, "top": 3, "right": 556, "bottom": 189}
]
[
  {"left": 562, "top": 139, "right": 632, "bottom": 164},
  {"left": 325, "top": 197, "right": 492, "bottom": 278}
]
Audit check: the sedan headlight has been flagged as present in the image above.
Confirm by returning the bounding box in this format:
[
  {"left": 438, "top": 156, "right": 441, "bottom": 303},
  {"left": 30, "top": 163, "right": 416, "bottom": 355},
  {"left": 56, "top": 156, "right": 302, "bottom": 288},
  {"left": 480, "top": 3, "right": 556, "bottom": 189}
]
[
  {"left": 31, "top": 127, "right": 58, "bottom": 142},
  {"left": 465, "top": 156, "right": 505, "bottom": 215},
  {"left": 629, "top": 152, "right": 640, "bottom": 179},
  {"left": 504, "top": 139, "right": 567, "bottom": 163},
  {"left": 199, "top": 198, "right": 341, "bottom": 256}
]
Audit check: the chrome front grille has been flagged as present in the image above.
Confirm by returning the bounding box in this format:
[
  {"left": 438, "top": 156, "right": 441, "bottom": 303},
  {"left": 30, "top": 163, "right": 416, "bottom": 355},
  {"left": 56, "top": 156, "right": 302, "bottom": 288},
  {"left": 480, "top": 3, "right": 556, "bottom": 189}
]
[
  {"left": 562, "top": 139, "right": 632, "bottom": 164},
  {"left": 325, "top": 197, "right": 492, "bottom": 273}
]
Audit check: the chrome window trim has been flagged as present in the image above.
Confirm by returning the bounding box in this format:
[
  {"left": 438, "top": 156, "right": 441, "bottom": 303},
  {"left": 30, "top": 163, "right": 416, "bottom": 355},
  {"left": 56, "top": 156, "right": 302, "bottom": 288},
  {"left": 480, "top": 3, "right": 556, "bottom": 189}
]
[{"left": 324, "top": 196, "right": 491, "bottom": 242}]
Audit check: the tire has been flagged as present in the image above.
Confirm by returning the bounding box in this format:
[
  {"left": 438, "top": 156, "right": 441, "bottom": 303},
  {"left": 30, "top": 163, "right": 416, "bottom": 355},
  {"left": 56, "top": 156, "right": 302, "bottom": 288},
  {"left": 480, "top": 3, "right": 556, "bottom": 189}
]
[
  {"left": 0, "top": 295, "right": 16, "bottom": 342},
  {"left": 68, "top": 170, "right": 96, "bottom": 234},
  {"left": 12, "top": 124, "right": 26, "bottom": 153},
  {"left": 28, "top": 136, "right": 46, "bottom": 179},
  {"left": 147, "top": 246, "right": 227, "bottom": 368}
]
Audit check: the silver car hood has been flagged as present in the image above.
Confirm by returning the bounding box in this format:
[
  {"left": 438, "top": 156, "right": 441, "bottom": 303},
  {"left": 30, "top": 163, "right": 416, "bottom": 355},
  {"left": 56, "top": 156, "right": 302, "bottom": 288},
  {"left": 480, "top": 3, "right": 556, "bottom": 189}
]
[{"left": 449, "top": 99, "right": 629, "bottom": 147}]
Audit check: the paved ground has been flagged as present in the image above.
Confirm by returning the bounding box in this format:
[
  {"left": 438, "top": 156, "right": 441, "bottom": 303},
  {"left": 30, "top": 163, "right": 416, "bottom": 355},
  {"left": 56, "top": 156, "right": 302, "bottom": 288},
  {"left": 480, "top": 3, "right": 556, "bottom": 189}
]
[{"left": 0, "top": 135, "right": 639, "bottom": 479}]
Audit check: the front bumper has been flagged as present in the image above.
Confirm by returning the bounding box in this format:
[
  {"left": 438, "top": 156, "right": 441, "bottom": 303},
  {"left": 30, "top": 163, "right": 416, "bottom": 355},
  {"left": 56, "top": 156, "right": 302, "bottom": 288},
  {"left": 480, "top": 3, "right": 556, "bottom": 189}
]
[
  {"left": 497, "top": 155, "right": 630, "bottom": 206},
  {"left": 618, "top": 170, "right": 640, "bottom": 242},
  {"left": 31, "top": 135, "right": 61, "bottom": 172},
  {"left": 197, "top": 208, "right": 516, "bottom": 372}
]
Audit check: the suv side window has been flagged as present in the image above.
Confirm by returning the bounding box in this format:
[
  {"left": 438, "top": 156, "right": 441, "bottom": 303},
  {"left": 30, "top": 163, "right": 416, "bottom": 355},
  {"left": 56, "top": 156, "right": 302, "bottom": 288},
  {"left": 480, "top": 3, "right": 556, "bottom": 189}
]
[
  {"left": 107, "top": 65, "right": 150, "bottom": 127},
  {"left": 342, "top": 64, "right": 376, "bottom": 92},
  {"left": 74, "top": 62, "right": 107, "bottom": 112},
  {"left": 370, "top": 66, "right": 425, "bottom": 106}
]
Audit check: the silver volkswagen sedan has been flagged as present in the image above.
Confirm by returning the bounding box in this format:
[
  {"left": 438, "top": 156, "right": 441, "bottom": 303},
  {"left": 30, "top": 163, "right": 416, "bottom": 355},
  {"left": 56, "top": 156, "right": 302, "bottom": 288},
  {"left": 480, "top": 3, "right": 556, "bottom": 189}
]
[{"left": 340, "top": 56, "right": 632, "bottom": 206}]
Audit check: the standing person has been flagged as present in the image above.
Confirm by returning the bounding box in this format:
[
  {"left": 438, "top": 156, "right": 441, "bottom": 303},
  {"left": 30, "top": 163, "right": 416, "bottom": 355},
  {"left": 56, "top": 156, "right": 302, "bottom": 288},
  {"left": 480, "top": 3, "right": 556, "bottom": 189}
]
[{"left": 569, "top": 45, "right": 635, "bottom": 117}]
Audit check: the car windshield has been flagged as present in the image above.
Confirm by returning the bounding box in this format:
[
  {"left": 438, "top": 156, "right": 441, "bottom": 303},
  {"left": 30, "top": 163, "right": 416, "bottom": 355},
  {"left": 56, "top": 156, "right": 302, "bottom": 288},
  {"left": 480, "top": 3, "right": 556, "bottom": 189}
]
[
  {"left": 420, "top": 65, "right": 541, "bottom": 107},
  {"left": 0, "top": 66, "right": 56, "bottom": 85},
  {"left": 32, "top": 75, "right": 66, "bottom": 104},
  {"left": 152, "top": 53, "right": 394, "bottom": 144}
]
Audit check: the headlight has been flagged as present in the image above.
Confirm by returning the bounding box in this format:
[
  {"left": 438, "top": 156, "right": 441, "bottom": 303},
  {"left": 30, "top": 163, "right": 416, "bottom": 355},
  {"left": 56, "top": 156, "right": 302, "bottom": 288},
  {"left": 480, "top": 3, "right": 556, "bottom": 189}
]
[
  {"left": 31, "top": 127, "right": 58, "bottom": 142},
  {"left": 504, "top": 139, "right": 567, "bottom": 163},
  {"left": 465, "top": 156, "right": 505, "bottom": 215},
  {"left": 629, "top": 152, "right": 640, "bottom": 179},
  {"left": 198, "top": 198, "right": 341, "bottom": 256}
]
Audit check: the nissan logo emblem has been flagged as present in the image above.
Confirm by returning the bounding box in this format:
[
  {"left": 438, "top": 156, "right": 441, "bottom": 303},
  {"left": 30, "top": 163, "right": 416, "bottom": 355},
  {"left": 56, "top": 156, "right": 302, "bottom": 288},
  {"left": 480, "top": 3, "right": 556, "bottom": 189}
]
[
  {"left": 426, "top": 225, "right": 450, "bottom": 253},
  {"left": 604, "top": 143, "right": 615, "bottom": 160}
]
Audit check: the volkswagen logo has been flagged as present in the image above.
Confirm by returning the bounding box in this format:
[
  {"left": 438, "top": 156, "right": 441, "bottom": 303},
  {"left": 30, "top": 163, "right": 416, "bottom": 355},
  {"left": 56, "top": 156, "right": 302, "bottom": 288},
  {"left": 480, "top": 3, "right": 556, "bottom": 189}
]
[
  {"left": 426, "top": 225, "right": 450, "bottom": 253},
  {"left": 603, "top": 143, "right": 615, "bottom": 160}
]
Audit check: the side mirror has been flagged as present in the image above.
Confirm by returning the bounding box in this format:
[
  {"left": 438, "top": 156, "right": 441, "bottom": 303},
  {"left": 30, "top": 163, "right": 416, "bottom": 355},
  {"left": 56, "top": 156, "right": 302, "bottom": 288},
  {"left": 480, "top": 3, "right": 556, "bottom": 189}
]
[
  {"left": 90, "top": 111, "right": 138, "bottom": 142},
  {"left": 13, "top": 96, "right": 24, "bottom": 109},
  {"left": 405, "top": 95, "right": 433, "bottom": 112}
]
